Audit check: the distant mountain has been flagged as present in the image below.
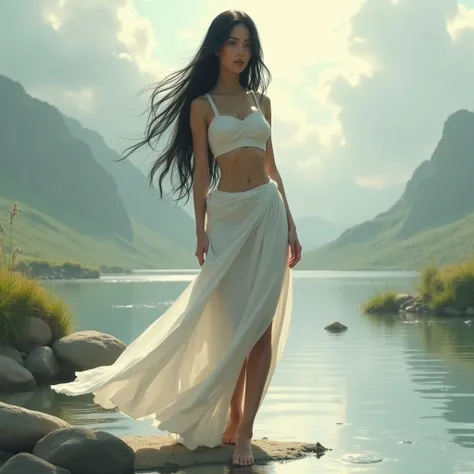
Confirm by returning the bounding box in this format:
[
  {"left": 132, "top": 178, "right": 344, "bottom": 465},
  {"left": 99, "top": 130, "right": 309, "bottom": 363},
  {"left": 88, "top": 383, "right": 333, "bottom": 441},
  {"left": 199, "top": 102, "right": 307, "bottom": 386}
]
[
  {"left": 0, "top": 74, "right": 196, "bottom": 269},
  {"left": 0, "top": 75, "right": 132, "bottom": 240},
  {"left": 294, "top": 215, "right": 344, "bottom": 251},
  {"left": 301, "top": 109, "right": 474, "bottom": 270},
  {"left": 64, "top": 117, "right": 196, "bottom": 251}
]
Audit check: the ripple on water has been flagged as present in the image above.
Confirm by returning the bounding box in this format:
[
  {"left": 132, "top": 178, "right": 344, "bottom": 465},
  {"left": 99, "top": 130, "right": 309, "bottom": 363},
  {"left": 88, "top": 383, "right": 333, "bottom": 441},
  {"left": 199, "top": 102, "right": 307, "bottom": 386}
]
[{"left": 340, "top": 453, "right": 384, "bottom": 464}]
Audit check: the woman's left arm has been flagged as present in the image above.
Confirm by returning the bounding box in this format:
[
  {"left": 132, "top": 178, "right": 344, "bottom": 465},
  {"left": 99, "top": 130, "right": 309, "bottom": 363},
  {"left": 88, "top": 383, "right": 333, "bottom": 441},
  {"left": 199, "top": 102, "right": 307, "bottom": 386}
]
[{"left": 262, "top": 94, "right": 302, "bottom": 268}]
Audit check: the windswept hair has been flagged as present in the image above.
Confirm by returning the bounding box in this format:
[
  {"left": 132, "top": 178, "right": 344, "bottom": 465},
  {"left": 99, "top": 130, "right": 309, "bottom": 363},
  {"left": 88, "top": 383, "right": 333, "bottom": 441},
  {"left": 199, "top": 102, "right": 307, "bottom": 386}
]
[{"left": 121, "top": 10, "right": 271, "bottom": 203}]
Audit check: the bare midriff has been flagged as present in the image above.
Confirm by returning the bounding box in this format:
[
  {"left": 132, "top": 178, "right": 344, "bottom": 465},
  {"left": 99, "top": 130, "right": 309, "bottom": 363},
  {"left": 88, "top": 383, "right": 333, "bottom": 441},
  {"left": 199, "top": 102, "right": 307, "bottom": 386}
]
[{"left": 215, "top": 147, "right": 270, "bottom": 192}]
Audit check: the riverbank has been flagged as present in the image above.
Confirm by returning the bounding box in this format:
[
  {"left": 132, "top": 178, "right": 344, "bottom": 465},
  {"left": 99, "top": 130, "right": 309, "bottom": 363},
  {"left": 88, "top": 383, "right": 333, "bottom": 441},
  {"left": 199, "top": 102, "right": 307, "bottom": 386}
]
[
  {"left": 363, "top": 259, "right": 474, "bottom": 316},
  {"left": 14, "top": 260, "right": 132, "bottom": 280}
]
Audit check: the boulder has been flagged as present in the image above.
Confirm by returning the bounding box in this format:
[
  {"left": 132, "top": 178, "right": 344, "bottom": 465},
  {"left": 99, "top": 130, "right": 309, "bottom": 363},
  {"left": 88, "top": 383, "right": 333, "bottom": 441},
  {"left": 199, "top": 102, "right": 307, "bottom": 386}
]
[
  {"left": 33, "top": 427, "right": 135, "bottom": 474},
  {"left": 52, "top": 331, "right": 125, "bottom": 371},
  {"left": 442, "top": 306, "right": 462, "bottom": 316},
  {"left": 0, "top": 347, "right": 23, "bottom": 367},
  {"left": 0, "top": 452, "right": 14, "bottom": 469},
  {"left": 24, "top": 347, "right": 61, "bottom": 379},
  {"left": 0, "top": 453, "right": 70, "bottom": 474},
  {"left": 0, "top": 402, "right": 70, "bottom": 453},
  {"left": 14, "top": 317, "right": 52, "bottom": 353},
  {"left": 0, "top": 356, "right": 36, "bottom": 392}
]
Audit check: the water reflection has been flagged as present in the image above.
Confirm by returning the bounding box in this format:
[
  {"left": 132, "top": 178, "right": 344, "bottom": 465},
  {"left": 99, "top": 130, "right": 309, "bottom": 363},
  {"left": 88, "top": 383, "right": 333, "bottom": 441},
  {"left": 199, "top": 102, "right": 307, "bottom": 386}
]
[
  {"left": 363, "top": 312, "right": 474, "bottom": 450},
  {"left": 2, "top": 271, "right": 470, "bottom": 474}
]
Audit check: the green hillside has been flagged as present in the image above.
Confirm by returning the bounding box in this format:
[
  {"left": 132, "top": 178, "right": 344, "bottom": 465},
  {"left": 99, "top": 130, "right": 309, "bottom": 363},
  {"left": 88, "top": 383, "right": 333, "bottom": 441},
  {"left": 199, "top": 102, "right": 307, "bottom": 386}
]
[
  {"left": 64, "top": 117, "right": 196, "bottom": 251},
  {"left": 0, "top": 74, "right": 197, "bottom": 270},
  {"left": 302, "top": 109, "right": 474, "bottom": 270},
  {"left": 0, "top": 75, "right": 132, "bottom": 240},
  {"left": 0, "top": 198, "right": 196, "bottom": 269}
]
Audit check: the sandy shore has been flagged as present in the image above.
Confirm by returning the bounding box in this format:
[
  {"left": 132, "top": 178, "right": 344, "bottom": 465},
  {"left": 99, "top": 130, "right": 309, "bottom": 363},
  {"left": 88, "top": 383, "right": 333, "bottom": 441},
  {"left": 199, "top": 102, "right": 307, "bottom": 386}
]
[{"left": 120, "top": 436, "right": 324, "bottom": 471}]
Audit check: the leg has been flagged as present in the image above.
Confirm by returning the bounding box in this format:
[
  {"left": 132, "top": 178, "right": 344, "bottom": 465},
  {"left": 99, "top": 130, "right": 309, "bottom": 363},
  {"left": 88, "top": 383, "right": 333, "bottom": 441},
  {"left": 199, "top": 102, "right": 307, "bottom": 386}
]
[
  {"left": 222, "top": 359, "right": 247, "bottom": 444},
  {"left": 232, "top": 323, "right": 273, "bottom": 466}
]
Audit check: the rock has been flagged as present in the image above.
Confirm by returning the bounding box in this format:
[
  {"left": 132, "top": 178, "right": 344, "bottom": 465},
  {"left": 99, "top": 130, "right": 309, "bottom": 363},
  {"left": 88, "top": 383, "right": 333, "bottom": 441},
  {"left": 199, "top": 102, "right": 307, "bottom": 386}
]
[
  {"left": 0, "top": 347, "right": 23, "bottom": 367},
  {"left": 14, "top": 317, "right": 52, "bottom": 353},
  {"left": 52, "top": 331, "right": 126, "bottom": 371},
  {"left": 324, "top": 322, "right": 348, "bottom": 332},
  {"left": 0, "top": 453, "right": 70, "bottom": 474},
  {"left": 466, "top": 307, "right": 474, "bottom": 315},
  {"left": 0, "top": 452, "right": 14, "bottom": 469},
  {"left": 33, "top": 427, "right": 135, "bottom": 474},
  {"left": 0, "top": 356, "right": 36, "bottom": 393},
  {"left": 24, "top": 347, "right": 61, "bottom": 380},
  {"left": 122, "top": 436, "right": 325, "bottom": 471},
  {"left": 0, "top": 402, "right": 70, "bottom": 453},
  {"left": 395, "top": 294, "right": 414, "bottom": 308},
  {"left": 400, "top": 296, "right": 418, "bottom": 311},
  {"left": 442, "top": 306, "right": 462, "bottom": 316}
]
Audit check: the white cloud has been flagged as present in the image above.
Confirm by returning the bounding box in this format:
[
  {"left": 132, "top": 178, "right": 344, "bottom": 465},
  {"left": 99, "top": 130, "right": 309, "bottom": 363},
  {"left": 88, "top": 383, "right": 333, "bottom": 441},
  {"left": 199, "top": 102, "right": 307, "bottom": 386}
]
[{"left": 2, "top": 0, "right": 474, "bottom": 225}]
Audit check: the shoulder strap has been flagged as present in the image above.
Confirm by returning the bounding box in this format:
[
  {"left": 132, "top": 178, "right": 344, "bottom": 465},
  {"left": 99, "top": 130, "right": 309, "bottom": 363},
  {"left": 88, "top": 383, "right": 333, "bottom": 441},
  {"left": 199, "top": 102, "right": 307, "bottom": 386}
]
[
  {"left": 250, "top": 90, "right": 261, "bottom": 111},
  {"left": 205, "top": 93, "right": 219, "bottom": 116}
]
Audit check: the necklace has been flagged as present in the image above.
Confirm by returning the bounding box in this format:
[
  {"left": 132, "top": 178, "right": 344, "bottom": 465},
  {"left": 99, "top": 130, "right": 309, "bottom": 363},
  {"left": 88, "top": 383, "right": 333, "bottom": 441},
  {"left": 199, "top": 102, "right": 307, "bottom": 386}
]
[{"left": 234, "top": 91, "right": 247, "bottom": 119}]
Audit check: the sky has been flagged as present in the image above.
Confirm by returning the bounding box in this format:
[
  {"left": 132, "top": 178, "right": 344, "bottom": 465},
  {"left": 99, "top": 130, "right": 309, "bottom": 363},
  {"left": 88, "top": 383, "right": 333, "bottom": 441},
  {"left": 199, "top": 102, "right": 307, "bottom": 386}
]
[{"left": 1, "top": 0, "right": 474, "bottom": 225}]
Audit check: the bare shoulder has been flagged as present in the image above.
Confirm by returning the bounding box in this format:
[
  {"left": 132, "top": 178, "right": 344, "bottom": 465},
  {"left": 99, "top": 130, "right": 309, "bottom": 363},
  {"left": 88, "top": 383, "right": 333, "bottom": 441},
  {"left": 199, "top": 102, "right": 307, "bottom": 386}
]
[
  {"left": 190, "top": 95, "right": 209, "bottom": 115},
  {"left": 255, "top": 91, "right": 271, "bottom": 119}
]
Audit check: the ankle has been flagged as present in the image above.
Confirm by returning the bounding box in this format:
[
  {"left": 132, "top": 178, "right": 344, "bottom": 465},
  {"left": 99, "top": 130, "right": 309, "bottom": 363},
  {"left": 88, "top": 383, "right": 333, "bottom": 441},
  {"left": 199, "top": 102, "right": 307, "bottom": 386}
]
[
  {"left": 238, "top": 424, "right": 253, "bottom": 440},
  {"left": 229, "top": 407, "right": 243, "bottom": 421}
]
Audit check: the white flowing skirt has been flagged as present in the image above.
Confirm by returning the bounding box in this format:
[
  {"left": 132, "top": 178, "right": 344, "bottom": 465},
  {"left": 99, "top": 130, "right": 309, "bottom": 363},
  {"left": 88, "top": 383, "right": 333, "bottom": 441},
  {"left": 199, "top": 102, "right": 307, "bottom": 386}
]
[{"left": 52, "top": 179, "right": 293, "bottom": 450}]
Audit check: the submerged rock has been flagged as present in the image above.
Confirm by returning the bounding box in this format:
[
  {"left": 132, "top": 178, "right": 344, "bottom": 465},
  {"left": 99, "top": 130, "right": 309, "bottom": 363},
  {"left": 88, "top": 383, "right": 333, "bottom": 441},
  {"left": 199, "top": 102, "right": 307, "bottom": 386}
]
[{"left": 324, "top": 322, "right": 348, "bottom": 332}]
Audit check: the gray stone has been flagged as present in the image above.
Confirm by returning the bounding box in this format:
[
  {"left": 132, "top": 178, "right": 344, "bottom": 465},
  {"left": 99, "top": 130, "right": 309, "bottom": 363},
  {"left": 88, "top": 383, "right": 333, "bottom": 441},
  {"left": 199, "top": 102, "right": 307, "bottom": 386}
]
[
  {"left": 324, "top": 322, "right": 348, "bottom": 332},
  {"left": 14, "top": 317, "right": 52, "bottom": 353},
  {"left": 24, "top": 347, "right": 61, "bottom": 378},
  {"left": 0, "top": 452, "right": 14, "bottom": 469},
  {"left": 0, "top": 356, "right": 36, "bottom": 393},
  {"left": 0, "top": 453, "right": 70, "bottom": 474},
  {"left": 395, "top": 294, "right": 414, "bottom": 309},
  {"left": 0, "top": 347, "right": 23, "bottom": 367},
  {"left": 33, "top": 427, "right": 135, "bottom": 474},
  {"left": 0, "top": 402, "right": 70, "bottom": 453},
  {"left": 400, "top": 296, "right": 418, "bottom": 311},
  {"left": 52, "top": 331, "right": 126, "bottom": 371},
  {"left": 442, "top": 306, "right": 462, "bottom": 316}
]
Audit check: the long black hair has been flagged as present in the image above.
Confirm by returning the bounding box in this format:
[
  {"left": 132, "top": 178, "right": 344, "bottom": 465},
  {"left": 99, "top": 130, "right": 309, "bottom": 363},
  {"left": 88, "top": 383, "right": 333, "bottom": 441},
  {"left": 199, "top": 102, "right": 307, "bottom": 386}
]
[{"left": 122, "top": 10, "right": 271, "bottom": 203}]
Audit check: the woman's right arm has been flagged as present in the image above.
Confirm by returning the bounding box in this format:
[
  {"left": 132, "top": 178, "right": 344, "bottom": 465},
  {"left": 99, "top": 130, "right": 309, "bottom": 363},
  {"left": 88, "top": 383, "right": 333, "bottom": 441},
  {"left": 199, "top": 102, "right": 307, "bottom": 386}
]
[{"left": 190, "top": 97, "right": 210, "bottom": 265}]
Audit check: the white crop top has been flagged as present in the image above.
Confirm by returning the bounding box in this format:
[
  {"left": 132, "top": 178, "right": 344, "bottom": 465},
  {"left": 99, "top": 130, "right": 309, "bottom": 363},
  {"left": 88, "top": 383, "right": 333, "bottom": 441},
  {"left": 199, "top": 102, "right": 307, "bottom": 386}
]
[{"left": 205, "top": 90, "right": 271, "bottom": 158}]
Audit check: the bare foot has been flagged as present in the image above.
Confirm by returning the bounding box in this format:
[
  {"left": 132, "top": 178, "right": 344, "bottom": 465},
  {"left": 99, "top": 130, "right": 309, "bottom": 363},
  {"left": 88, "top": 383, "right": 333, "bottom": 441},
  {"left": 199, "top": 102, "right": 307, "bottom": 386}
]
[
  {"left": 222, "top": 415, "right": 241, "bottom": 445},
  {"left": 232, "top": 435, "right": 254, "bottom": 466}
]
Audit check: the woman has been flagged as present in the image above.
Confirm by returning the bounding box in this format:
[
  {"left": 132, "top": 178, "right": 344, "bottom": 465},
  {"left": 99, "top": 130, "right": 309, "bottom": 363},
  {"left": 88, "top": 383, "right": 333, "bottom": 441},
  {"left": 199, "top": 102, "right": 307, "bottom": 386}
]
[{"left": 52, "top": 9, "right": 302, "bottom": 467}]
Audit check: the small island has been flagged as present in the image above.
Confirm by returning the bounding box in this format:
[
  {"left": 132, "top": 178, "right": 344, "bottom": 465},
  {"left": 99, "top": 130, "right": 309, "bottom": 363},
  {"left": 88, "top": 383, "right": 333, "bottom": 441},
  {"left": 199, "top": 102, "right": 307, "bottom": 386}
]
[{"left": 363, "top": 260, "right": 474, "bottom": 316}]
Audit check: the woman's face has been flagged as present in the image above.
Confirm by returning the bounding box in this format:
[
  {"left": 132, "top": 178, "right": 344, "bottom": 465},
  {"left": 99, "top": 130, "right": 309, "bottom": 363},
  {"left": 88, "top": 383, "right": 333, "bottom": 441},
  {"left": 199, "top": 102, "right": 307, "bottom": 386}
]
[{"left": 218, "top": 23, "right": 252, "bottom": 75}]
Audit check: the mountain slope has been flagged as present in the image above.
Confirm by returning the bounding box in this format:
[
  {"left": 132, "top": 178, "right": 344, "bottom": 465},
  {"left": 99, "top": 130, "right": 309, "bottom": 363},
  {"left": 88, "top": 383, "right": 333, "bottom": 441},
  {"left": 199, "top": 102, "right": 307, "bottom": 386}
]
[
  {"left": 0, "top": 197, "right": 195, "bottom": 269},
  {"left": 64, "top": 117, "right": 196, "bottom": 251},
  {"left": 302, "top": 109, "right": 474, "bottom": 270},
  {"left": 0, "top": 75, "right": 132, "bottom": 240}
]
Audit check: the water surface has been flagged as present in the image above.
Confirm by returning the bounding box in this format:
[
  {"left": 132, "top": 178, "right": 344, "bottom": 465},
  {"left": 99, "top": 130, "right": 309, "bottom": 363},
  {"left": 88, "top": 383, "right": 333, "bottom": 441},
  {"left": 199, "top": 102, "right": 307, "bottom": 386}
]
[{"left": 3, "top": 270, "right": 474, "bottom": 473}]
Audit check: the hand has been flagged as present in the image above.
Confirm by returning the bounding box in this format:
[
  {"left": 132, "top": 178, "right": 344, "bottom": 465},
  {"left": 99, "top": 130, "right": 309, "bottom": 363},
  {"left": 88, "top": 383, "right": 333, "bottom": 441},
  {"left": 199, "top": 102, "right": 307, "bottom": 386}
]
[
  {"left": 288, "top": 226, "right": 302, "bottom": 269},
  {"left": 195, "top": 232, "right": 209, "bottom": 266}
]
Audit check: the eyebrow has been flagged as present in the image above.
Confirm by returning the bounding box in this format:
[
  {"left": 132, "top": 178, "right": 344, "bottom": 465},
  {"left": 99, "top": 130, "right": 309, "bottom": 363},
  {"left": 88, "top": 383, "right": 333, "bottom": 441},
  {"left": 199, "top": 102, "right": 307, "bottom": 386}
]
[{"left": 228, "top": 36, "right": 251, "bottom": 42}]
